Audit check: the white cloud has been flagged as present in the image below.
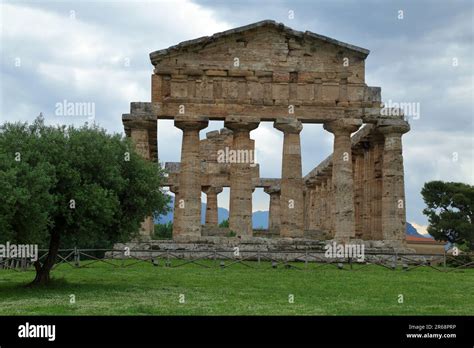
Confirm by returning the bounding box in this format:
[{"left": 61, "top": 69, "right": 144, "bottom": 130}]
[
  {"left": 410, "top": 222, "right": 429, "bottom": 236},
  {"left": 1, "top": 1, "right": 231, "bottom": 132}
]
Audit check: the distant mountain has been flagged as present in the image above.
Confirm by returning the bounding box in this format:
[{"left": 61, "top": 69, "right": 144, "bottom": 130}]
[
  {"left": 157, "top": 200, "right": 431, "bottom": 236},
  {"left": 155, "top": 199, "right": 263, "bottom": 227},
  {"left": 406, "top": 222, "right": 433, "bottom": 239},
  {"left": 252, "top": 211, "right": 269, "bottom": 229}
]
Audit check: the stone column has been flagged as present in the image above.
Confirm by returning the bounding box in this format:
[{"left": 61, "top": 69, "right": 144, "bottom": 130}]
[
  {"left": 370, "top": 136, "right": 384, "bottom": 239},
  {"left": 319, "top": 179, "right": 328, "bottom": 232},
  {"left": 274, "top": 118, "right": 304, "bottom": 237},
  {"left": 326, "top": 176, "right": 335, "bottom": 237},
  {"left": 303, "top": 187, "right": 308, "bottom": 231},
  {"left": 353, "top": 147, "right": 364, "bottom": 239},
  {"left": 305, "top": 180, "right": 317, "bottom": 230},
  {"left": 128, "top": 118, "right": 157, "bottom": 239},
  {"left": 362, "top": 144, "right": 372, "bottom": 239},
  {"left": 324, "top": 119, "right": 362, "bottom": 241},
  {"left": 174, "top": 117, "right": 208, "bottom": 237},
  {"left": 131, "top": 129, "right": 151, "bottom": 160},
  {"left": 224, "top": 117, "right": 259, "bottom": 237},
  {"left": 314, "top": 183, "right": 321, "bottom": 229},
  {"left": 203, "top": 186, "right": 222, "bottom": 226},
  {"left": 169, "top": 185, "right": 182, "bottom": 235},
  {"left": 378, "top": 120, "right": 410, "bottom": 242},
  {"left": 264, "top": 186, "right": 281, "bottom": 231}
]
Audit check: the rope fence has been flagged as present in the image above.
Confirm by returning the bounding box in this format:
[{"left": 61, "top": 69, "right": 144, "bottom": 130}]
[{"left": 0, "top": 247, "right": 473, "bottom": 273}]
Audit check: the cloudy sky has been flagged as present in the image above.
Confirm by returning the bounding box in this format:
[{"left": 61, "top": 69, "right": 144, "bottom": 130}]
[{"left": 1, "top": 0, "right": 473, "bottom": 233}]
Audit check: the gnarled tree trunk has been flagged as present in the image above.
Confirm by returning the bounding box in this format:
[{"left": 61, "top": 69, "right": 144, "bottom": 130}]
[{"left": 29, "top": 231, "right": 60, "bottom": 286}]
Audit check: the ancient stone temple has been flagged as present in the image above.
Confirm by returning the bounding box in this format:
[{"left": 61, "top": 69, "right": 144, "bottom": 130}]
[{"left": 122, "top": 20, "right": 410, "bottom": 245}]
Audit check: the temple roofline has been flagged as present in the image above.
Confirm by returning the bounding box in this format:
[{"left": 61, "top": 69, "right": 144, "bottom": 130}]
[{"left": 150, "top": 20, "right": 370, "bottom": 65}]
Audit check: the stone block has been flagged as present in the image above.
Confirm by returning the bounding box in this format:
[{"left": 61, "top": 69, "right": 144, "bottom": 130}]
[
  {"left": 272, "top": 83, "right": 289, "bottom": 100},
  {"left": 247, "top": 81, "right": 264, "bottom": 100},
  {"left": 222, "top": 81, "right": 239, "bottom": 99},
  {"left": 297, "top": 83, "right": 314, "bottom": 101},
  {"left": 170, "top": 80, "right": 188, "bottom": 98},
  {"left": 347, "top": 84, "right": 365, "bottom": 101},
  {"left": 321, "top": 82, "right": 340, "bottom": 101},
  {"left": 195, "top": 81, "right": 213, "bottom": 99}
]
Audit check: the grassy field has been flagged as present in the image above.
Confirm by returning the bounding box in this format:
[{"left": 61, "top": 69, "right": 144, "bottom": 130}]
[{"left": 0, "top": 260, "right": 472, "bottom": 315}]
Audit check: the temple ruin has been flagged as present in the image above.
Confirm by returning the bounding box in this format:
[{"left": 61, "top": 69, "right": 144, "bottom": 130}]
[{"left": 122, "top": 20, "right": 410, "bottom": 245}]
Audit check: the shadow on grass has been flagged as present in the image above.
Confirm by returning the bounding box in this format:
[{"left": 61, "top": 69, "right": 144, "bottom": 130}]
[{"left": 0, "top": 276, "right": 148, "bottom": 298}]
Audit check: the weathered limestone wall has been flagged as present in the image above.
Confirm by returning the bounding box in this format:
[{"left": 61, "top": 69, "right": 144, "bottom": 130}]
[{"left": 149, "top": 21, "right": 381, "bottom": 123}]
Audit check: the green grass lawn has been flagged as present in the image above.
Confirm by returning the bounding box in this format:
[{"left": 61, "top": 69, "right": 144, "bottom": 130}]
[{"left": 0, "top": 260, "right": 472, "bottom": 315}]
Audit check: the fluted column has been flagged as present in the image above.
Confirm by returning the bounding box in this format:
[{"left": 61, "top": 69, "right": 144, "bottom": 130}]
[
  {"left": 169, "top": 185, "right": 182, "bottom": 235},
  {"left": 305, "top": 181, "right": 317, "bottom": 230},
  {"left": 303, "top": 187, "right": 308, "bottom": 231},
  {"left": 129, "top": 119, "right": 156, "bottom": 238},
  {"left": 274, "top": 118, "right": 304, "bottom": 237},
  {"left": 264, "top": 186, "right": 281, "bottom": 231},
  {"left": 224, "top": 118, "right": 259, "bottom": 237},
  {"left": 362, "top": 144, "right": 372, "bottom": 239},
  {"left": 174, "top": 117, "right": 208, "bottom": 237},
  {"left": 203, "top": 186, "right": 222, "bottom": 226},
  {"left": 353, "top": 147, "right": 364, "bottom": 238},
  {"left": 320, "top": 180, "right": 327, "bottom": 231},
  {"left": 378, "top": 120, "right": 410, "bottom": 242},
  {"left": 324, "top": 119, "right": 362, "bottom": 241},
  {"left": 326, "top": 176, "right": 335, "bottom": 237},
  {"left": 314, "top": 183, "right": 321, "bottom": 229},
  {"left": 131, "top": 129, "right": 151, "bottom": 160},
  {"left": 370, "top": 136, "right": 384, "bottom": 239}
]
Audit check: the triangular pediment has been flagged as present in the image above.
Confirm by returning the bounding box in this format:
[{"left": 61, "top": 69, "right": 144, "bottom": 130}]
[{"left": 150, "top": 20, "right": 369, "bottom": 66}]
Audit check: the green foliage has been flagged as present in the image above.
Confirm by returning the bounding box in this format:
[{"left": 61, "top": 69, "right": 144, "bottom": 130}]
[
  {"left": 227, "top": 231, "right": 236, "bottom": 237},
  {"left": 219, "top": 219, "right": 229, "bottom": 228},
  {"left": 0, "top": 116, "right": 169, "bottom": 249},
  {"left": 421, "top": 181, "right": 474, "bottom": 250},
  {"left": 154, "top": 222, "right": 173, "bottom": 240}
]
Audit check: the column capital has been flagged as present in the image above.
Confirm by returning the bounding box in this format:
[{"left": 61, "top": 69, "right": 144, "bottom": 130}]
[
  {"left": 273, "top": 118, "right": 303, "bottom": 134},
  {"left": 376, "top": 119, "right": 410, "bottom": 136},
  {"left": 174, "top": 116, "right": 209, "bottom": 131},
  {"left": 169, "top": 185, "right": 179, "bottom": 194},
  {"left": 264, "top": 185, "right": 281, "bottom": 195},
  {"left": 314, "top": 175, "right": 326, "bottom": 186},
  {"left": 323, "top": 118, "right": 362, "bottom": 135},
  {"left": 224, "top": 116, "right": 260, "bottom": 132},
  {"left": 305, "top": 177, "right": 317, "bottom": 189},
  {"left": 202, "top": 186, "right": 223, "bottom": 195}
]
